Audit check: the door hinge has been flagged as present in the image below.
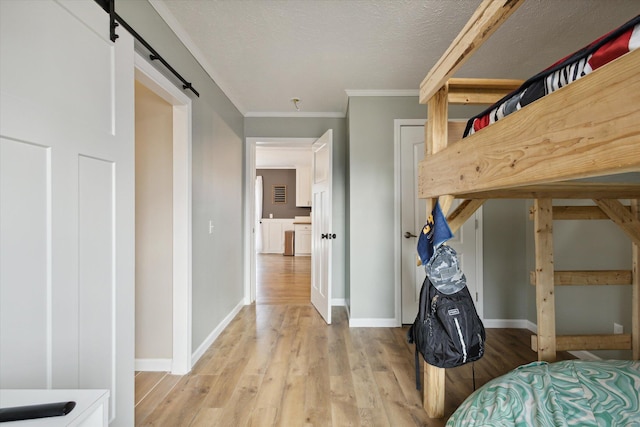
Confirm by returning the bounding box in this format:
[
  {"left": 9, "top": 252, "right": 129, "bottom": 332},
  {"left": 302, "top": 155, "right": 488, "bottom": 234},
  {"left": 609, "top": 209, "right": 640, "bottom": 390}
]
[
  {"left": 475, "top": 219, "right": 478, "bottom": 230},
  {"left": 475, "top": 292, "right": 478, "bottom": 302}
]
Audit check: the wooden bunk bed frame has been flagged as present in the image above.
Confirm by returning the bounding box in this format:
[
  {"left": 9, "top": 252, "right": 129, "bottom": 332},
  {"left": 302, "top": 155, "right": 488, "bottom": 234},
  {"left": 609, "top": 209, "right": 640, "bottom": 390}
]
[{"left": 418, "top": 0, "right": 640, "bottom": 418}]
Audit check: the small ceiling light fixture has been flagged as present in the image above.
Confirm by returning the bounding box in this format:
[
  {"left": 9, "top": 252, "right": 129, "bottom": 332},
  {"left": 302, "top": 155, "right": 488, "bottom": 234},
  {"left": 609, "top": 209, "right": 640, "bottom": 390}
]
[{"left": 291, "top": 97, "right": 301, "bottom": 111}]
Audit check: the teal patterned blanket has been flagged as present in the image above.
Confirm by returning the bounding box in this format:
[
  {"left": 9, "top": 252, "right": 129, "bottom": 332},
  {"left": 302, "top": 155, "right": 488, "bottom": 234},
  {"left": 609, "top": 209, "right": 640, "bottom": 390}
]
[{"left": 447, "top": 360, "right": 640, "bottom": 426}]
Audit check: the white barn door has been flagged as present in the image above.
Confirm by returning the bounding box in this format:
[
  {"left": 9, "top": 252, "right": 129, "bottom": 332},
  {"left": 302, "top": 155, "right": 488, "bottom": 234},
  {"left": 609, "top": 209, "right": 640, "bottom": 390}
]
[{"left": 0, "top": 1, "right": 135, "bottom": 425}]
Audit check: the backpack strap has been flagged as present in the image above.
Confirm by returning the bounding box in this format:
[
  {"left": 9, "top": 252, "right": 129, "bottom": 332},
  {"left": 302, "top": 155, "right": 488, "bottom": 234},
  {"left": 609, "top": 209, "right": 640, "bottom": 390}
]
[
  {"left": 415, "top": 346, "right": 421, "bottom": 390},
  {"left": 414, "top": 277, "right": 431, "bottom": 390}
]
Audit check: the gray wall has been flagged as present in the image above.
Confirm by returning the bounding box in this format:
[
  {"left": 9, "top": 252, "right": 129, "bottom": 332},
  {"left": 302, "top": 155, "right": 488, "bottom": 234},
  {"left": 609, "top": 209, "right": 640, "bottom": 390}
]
[
  {"left": 257, "top": 169, "right": 312, "bottom": 218},
  {"left": 347, "top": 97, "right": 426, "bottom": 320},
  {"left": 119, "top": 1, "right": 245, "bottom": 353},
  {"left": 483, "top": 199, "right": 530, "bottom": 320},
  {"left": 246, "top": 117, "right": 347, "bottom": 301},
  {"left": 346, "top": 97, "right": 497, "bottom": 321}
]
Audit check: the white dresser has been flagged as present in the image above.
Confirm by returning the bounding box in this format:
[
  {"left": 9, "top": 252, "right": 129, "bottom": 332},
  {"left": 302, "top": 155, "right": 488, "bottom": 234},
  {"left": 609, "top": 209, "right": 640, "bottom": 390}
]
[{"left": 0, "top": 389, "right": 109, "bottom": 426}]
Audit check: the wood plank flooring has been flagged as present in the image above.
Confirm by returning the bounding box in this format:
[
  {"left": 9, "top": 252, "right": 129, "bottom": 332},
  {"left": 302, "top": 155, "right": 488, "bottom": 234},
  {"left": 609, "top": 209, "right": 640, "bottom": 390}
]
[
  {"left": 256, "top": 254, "right": 310, "bottom": 304},
  {"left": 135, "top": 255, "right": 575, "bottom": 426}
]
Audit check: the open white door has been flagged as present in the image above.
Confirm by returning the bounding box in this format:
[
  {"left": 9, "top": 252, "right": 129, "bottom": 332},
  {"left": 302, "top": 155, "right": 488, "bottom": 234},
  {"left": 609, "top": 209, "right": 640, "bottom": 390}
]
[
  {"left": 1, "top": 1, "right": 134, "bottom": 425},
  {"left": 311, "top": 130, "right": 333, "bottom": 324}
]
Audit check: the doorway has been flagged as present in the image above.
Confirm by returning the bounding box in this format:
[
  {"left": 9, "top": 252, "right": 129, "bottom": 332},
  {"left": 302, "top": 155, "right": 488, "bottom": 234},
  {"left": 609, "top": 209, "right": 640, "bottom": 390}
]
[
  {"left": 134, "top": 53, "right": 192, "bottom": 375},
  {"left": 394, "top": 119, "right": 483, "bottom": 325},
  {"left": 247, "top": 138, "right": 315, "bottom": 305}
]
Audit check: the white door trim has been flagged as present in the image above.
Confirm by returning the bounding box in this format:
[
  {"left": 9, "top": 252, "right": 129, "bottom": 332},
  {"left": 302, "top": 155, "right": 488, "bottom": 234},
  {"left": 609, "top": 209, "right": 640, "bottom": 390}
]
[
  {"left": 393, "top": 119, "right": 484, "bottom": 325},
  {"left": 244, "top": 137, "right": 317, "bottom": 305},
  {"left": 134, "top": 53, "right": 193, "bottom": 375},
  {"left": 393, "top": 119, "right": 424, "bottom": 326}
]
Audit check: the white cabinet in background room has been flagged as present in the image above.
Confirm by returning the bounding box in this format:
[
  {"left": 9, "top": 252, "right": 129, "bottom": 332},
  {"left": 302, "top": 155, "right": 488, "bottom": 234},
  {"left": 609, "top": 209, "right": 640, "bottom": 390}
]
[
  {"left": 260, "top": 219, "right": 294, "bottom": 253},
  {"left": 294, "top": 223, "right": 312, "bottom": 256},
  {"left": 296, "top": 166, "right": 311, "bottom": 207}
]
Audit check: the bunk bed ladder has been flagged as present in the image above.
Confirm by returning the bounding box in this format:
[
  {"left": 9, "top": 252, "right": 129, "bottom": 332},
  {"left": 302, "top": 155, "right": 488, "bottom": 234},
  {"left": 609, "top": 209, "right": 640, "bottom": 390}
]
[{"left": 530, "top": 199, "right": 640, "bottom": 361}]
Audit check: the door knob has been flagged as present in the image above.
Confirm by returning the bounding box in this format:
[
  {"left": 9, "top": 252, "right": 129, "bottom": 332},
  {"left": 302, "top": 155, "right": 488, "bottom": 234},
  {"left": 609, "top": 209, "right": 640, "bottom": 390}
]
[{"left": 404, "top": 231, "right": 417, "bottom": 239}]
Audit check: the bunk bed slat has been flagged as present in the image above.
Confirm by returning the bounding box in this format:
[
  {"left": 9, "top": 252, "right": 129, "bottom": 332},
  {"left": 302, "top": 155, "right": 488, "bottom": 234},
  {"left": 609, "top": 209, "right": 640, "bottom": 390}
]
[
  {"left": 531, "top": 334, "right": 632, "bottom": 352},
  {"left": 447, "top": 78, "right": 524, "bottom": 105},
  {"left": 454, "top": 182, "right": 640, "bottom": 200},
  {"left": 530, "top": 270, "right": 633, "bottom": 286},
  {"left": 418, "top": 48, "right": 640, "bottom": 199},
  {"left": 536, "top": 205, "right": 632, "bottom": 220}
]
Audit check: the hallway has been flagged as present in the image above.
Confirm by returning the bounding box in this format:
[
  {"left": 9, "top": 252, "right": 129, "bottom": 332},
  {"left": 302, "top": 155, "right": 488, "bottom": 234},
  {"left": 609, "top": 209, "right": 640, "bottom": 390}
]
[{"left": 256, "top": 254, "right": 311, "bottom": 305}]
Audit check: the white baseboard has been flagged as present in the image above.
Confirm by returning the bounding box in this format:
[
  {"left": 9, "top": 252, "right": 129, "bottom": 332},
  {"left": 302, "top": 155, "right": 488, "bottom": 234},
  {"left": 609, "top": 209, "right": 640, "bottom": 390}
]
[
  {"left": 349, "top": 318, "right": 398, "bottom": 327},
  {"left": 331, "top": 298, "right": 346, "bottom": 306},
  {"left": 191, "top": 300, "right": 244, "bottom": 366},
  {"left": 525, "top": 320, "right": 538, "bottom": 332},
  {"left": 135, "top": 358, "right": 172, "bottom": 372}
]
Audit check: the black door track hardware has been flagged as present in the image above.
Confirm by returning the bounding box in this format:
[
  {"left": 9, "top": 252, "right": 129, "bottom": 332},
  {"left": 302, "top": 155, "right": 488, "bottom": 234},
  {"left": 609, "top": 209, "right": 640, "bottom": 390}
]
[{"left": 96, "top": 0, "right": 200, "bottom": 97}]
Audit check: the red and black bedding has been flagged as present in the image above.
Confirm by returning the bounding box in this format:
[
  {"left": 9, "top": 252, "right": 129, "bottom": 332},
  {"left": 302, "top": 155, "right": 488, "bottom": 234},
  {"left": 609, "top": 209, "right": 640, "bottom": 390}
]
[{"left": 463, "top": 15, "right": 640, "bottom": 138}]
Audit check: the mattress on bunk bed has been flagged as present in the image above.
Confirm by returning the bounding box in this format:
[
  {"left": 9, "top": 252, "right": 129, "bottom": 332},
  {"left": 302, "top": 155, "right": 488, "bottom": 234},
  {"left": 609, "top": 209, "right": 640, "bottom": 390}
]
[
  {"left": 463, "top": 15, "right": 640, "bottom": 138},
  {"left": 446, "top": 360, "right": 640, "bottom": 427}
]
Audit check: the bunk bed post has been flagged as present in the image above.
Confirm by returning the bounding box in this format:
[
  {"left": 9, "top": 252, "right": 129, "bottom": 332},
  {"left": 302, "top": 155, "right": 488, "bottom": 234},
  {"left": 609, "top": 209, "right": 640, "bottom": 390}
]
[
  {"left": 533, "top": 199, "right": 557, "bottom": 361},
  {"left": 422, "top": 84, "right": 450, "bottom": 419},
  {"left": 633, "top": 199, "right": 639, "bottom": 360},
  {"left": 425, "top": 85, "right": 449, "bottom": 155},
  {"left": 425, "top": 84, "right": 452, "bottom": 214}
]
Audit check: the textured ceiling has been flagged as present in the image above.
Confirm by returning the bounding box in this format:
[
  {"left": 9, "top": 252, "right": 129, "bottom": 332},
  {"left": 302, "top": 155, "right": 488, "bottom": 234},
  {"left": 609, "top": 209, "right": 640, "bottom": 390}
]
[{"left": 150, "top": 0, "right": 639, "bottom": 116}]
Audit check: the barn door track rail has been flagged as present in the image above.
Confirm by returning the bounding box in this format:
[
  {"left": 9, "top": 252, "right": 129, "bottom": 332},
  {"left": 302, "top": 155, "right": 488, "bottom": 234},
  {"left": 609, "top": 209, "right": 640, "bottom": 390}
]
[{"left": 96, "top": 0, "right": 200, "bottom": 97}]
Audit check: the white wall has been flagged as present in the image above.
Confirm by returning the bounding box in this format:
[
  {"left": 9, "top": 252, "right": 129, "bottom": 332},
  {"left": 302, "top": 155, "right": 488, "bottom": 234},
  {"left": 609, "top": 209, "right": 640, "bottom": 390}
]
[{"left": 134, "top": 81, "right": 173, "bottom": 361}]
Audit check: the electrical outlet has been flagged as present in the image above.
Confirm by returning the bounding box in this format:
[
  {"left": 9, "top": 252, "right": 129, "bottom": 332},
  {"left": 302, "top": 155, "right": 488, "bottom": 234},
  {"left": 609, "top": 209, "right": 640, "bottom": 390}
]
[{"left": 613, "top": 323, "right": 623, "bottom": 334}]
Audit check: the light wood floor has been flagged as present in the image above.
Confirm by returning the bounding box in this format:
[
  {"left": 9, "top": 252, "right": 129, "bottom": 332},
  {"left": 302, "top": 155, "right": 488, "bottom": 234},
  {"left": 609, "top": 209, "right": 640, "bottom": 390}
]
[
  {"left": 256, "top": 254, "right": 310, "bottom": 304},
  {"left": 135, "top": 255, "right": 575, "bottom": 426}
]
